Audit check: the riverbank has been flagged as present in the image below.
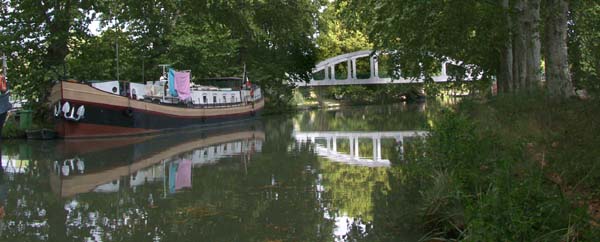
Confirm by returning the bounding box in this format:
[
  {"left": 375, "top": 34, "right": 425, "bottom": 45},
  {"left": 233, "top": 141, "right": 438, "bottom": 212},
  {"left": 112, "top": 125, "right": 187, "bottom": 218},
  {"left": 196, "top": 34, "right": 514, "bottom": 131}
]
[
  {"left": 292, "top": 84, "right": 428, "bottom": 110},
  {"left": 398, "top": 93, "right": 599, "bottom": 240}
]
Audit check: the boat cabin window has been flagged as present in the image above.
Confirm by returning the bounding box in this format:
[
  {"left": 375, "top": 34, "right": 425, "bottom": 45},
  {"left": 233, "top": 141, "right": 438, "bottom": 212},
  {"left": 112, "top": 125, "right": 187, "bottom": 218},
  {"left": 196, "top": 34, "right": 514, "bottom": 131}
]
[
  {"left": 231, "top": 95, "right": 235, "bottom": 102},
  {"left": 203, "top": 95, "right": 207, "bottom": 103},
  {"left": 223, "top": 95, "right": 227, "bottom": 103},
  {"left": 213, "top": 96, "right": 217, "bottom": 103},
  {"left": 112, "top": 87, "right": 117, "bottom": 93}
]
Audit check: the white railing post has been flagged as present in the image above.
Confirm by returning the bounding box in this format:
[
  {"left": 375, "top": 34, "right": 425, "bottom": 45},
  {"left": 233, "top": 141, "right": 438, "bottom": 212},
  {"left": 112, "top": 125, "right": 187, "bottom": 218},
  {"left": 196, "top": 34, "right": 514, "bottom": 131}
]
[
  {"left": 354, "top": 137, "right": 360, "bottom": 158},
  {"left": 330, "top": 64, "right": 335, "bottom": 81},
  {"left": 372, "top": 137, "right": 377, "bottom": 162},
  {"left": 349, "top": 137, "right": 354, "bottom": 158},
  {"left": 347, "top": 60, "right": 352, "bottom": 80},
  {"left": 332, "top": 136, "right": 337, "bottom": 152},
  {"left": 352, "top": 58, "right": 357, "bottom": 79}
]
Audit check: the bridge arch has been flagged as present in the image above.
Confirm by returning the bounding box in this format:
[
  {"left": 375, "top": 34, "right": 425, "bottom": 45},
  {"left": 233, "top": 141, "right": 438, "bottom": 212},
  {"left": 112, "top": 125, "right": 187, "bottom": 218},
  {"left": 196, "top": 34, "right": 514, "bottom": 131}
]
[{"left": 297, "top": 50, "right": 458, "bottom": 87}]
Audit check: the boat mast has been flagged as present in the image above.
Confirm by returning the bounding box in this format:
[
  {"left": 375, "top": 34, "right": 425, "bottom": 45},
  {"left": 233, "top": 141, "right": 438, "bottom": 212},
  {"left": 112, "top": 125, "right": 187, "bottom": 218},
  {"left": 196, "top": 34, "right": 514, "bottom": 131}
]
[
  {"left": 1, "top": 52, "right": 6, "bottom": 77},
  {"left": 116, "top": 31, "right": 119, "bottom": 82},
  {"left": 112, "top": 6, "right": 119, "bottom": 82},
  {"left": 2, "top": 52, "right": 7, "bottom": 93},
  {"left": 158, "top": 64, "right": 170, "bottom": 79},
  {"left": 242, "top": 63, "right": 246, "bottom": 88},
  {"left": 241, "top": 63, "right": 246, "bottom": 102}
]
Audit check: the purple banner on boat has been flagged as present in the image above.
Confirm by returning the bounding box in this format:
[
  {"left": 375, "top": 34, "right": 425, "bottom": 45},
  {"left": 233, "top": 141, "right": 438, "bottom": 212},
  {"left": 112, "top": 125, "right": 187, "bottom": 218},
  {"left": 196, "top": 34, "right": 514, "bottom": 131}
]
[{"left": 174, "top": 71, "right": 191, "bottom": 101}]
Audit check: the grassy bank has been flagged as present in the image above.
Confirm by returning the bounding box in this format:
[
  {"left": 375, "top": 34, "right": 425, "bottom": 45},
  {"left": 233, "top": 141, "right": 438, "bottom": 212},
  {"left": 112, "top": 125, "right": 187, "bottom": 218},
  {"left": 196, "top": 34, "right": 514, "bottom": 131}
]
[
  {"left": 400, "top": 93, "right": 600, "bottom": 241},
  {"left": 1, "top": 111, "right": 53, "bottom": 139},
  {"left": 1, "top": 112, "right": 26, "bottom": 138}
]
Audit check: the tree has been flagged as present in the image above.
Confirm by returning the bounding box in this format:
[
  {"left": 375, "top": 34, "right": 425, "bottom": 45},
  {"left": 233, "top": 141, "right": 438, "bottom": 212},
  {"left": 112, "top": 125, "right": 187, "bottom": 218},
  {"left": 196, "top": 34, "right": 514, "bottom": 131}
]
[
  {"left": 0, "top": 0, "right": 100, "bottom": 114},
  {"left": 568, "top": 0, "right": 600, "bottom": 96},
  {"left": 1, "top": 0, "right": 322, "bottom": 114},
  {"left": 316, "top": 1, "right": 372, "bottom": 60},
  {"left": 544, "top": 0, "right": 574, "bottom": 97},
  {"left": 340, "top": 0, "right": 587, "bottom": 98}
]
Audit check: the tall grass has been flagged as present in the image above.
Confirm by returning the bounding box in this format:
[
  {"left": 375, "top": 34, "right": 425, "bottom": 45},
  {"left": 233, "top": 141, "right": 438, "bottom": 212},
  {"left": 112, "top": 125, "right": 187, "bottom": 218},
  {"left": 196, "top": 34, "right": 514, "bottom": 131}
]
[{"left": 405, "top": 94, "right": 599, "bottom": 241}]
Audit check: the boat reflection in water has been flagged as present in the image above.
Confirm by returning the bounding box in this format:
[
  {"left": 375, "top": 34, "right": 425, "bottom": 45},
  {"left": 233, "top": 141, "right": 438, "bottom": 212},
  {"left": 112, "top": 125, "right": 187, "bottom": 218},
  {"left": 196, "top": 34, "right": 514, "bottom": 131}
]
[{"left": 49, "top": 120, "right": 264, "bottom": 198}]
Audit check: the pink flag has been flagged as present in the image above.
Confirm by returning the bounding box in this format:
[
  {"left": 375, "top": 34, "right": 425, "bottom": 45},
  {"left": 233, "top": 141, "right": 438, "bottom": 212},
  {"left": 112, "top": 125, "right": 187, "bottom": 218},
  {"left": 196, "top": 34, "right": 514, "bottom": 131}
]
[
  {"left": 174, "top": 71, "right": 191, "bottom": 100},
  {"left": 175, "top": 159, "right": 192, "bottom": 190}
]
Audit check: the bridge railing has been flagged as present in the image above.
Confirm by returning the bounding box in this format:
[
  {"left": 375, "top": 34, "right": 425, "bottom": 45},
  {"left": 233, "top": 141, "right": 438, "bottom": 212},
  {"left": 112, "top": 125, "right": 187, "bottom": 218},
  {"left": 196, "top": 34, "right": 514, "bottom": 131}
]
[{"left": 295, "top": 50, "right": 479, "bottom": 87}]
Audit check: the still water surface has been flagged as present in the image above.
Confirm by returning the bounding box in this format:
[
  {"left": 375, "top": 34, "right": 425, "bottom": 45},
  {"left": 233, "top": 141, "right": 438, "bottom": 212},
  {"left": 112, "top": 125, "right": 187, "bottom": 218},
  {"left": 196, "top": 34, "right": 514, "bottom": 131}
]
[{"left": 0, "top": 104, "right": 430, "bottom": 241}]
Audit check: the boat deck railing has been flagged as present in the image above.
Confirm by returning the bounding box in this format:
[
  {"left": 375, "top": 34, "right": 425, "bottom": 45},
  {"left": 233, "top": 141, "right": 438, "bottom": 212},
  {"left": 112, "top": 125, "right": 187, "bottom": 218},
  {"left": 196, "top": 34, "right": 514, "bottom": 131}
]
[{"left": 141, "top": 96, "right": 264, "bottom": 109}]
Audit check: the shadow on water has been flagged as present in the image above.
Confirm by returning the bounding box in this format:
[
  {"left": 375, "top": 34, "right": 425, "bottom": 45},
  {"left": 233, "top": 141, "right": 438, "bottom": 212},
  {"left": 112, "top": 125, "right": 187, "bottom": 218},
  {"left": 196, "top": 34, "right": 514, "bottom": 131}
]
[{"left": 0, "top": 103, "right": 434, "bottom": 241}]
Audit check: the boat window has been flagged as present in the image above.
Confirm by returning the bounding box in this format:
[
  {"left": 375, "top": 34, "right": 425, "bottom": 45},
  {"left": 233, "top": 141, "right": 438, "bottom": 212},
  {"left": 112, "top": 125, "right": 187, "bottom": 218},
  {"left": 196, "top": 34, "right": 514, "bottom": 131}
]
[
  {"left": 223, "top": 95, "right": 227, "bottom": 103},
  {"left": 231, "top": 95, "right": 235, "bottom": 102},
  {"left": 203, "top": 95, "right": 207, "bottom": 103},
  {"left": 112, "top": 87, "right": 117, "bottom": 93},
  {"left": 213, "top": 96, "right": 217, "bottom": 103}
]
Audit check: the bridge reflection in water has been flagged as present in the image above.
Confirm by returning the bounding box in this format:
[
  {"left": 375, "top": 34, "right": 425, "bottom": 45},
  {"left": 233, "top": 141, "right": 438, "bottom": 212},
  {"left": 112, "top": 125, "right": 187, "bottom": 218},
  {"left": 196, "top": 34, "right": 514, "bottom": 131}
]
[{"left": 294, "top": 130, "right": 428, "bottom": 166}]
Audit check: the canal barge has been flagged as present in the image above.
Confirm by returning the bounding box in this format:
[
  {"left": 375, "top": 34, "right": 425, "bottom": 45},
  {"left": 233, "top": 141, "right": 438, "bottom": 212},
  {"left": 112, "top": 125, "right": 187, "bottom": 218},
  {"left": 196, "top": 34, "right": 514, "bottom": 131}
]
[{"left": 49, "top": 72, "right": 264, "bottom": 138}]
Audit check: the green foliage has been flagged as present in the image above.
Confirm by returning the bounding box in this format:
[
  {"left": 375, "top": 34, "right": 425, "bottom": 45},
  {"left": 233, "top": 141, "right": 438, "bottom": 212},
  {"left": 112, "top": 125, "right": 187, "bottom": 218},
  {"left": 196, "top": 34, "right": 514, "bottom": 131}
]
[
  {"left": 400, "top": 97, "right": 600, "bottom": 241},
  {"left": 1, "top": 113, "right": 25, "bottom": 138},
  {"left": 1, "top": 0, "right": 322, "bottom": 116},
  {"left": 315, "top": 1, "right": 372, "bottom": 60},
  {"left": 0, "top": 0, "right": 103, "bottom": 114},
  {"left": 316, "top": 84, "right": 425, "bottom": 105},
  {"left": 295, "top": 104, "right": 428, "bottom": 132},
  {"left": 319, "top": 159, "right": 390, "bottom": 221},
  {"left": 569, "top": 1, "right": 600, "bottom": 95},
  {"left": 338, "top": 0, "right": 500, "bottom": 92}
]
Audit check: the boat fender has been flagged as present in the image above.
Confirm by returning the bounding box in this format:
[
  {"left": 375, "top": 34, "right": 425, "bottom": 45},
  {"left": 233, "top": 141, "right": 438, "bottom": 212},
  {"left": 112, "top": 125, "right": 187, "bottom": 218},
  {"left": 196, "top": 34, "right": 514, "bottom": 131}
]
[
  {"left": 62, "top": 102, "right": 71, "bottom": 115},
  {"left": 61, "top": 161, "right": 70, "bottom": 176},
  {"left": 123, "top": 108, "right": 134, "bottom": 117},
  {"left": 54, "top": 103, "right": 61, "bottom": 117},
  {"left": 67, "top": 107, "right": 76, "bottom": 119},
  {"left": 75, "top": 105, "right": 85, "bottom": 121},
  {"left": 76, "top": 158, "right": 85, "bottom": 173},
  {"left": 53, "top": 161, "right": 60, "bottom": 174}
]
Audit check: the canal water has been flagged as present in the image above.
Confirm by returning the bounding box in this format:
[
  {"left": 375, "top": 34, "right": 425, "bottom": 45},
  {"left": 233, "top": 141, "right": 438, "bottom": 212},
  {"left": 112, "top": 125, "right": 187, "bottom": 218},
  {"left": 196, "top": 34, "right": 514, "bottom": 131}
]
[{"left": 0, "top": 104, "right": 431, "bottom": 241}]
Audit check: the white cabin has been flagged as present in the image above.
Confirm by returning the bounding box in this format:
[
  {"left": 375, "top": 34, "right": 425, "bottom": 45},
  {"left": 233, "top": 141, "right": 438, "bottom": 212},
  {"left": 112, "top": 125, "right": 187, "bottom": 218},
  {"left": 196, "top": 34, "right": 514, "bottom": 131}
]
[{"left": 91, "top": 80, "right": 262, "bottom": 106}]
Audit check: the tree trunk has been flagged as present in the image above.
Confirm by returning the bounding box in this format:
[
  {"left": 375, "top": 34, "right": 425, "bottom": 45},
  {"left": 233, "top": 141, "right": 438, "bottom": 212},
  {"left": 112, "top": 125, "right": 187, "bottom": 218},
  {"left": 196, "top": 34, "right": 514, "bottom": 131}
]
[
  {"left": 544, "top": 0, "right": 574, "bottom": 97},
  {"left": 525, "top": 0, "right": 542, "bottom": 91},
  {"left": 513, "top": 0, "right": 527, "bottom": 91},
  {"left": 498, "top": 0, "right": 513, "bottom": 93},
  {"left": 512, "top": 0, "right": 542, "bottom": 92},
  {"left": 44, "top": 0, "right": 74, "bottom": 79}
]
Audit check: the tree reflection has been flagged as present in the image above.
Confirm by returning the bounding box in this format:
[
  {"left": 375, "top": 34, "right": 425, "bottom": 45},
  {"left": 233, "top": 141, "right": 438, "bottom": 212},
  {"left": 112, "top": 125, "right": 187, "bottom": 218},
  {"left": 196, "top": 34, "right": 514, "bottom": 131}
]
[{"left": 0, "top": 104, "right": 433, "bottom": 241}]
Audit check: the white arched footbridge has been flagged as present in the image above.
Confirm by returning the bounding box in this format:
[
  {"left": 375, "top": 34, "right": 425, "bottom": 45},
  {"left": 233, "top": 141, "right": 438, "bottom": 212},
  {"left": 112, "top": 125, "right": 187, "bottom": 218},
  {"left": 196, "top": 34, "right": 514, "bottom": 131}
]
[{"left": 294, "top": 50, "right": 470, "bottom": 87}]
